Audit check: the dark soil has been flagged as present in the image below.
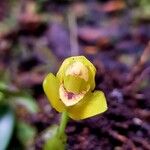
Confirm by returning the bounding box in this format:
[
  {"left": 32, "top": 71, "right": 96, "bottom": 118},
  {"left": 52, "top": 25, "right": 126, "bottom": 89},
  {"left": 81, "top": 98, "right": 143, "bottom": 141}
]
[{"left": 0, "top": 0, "right": 150, "bottom": 150}]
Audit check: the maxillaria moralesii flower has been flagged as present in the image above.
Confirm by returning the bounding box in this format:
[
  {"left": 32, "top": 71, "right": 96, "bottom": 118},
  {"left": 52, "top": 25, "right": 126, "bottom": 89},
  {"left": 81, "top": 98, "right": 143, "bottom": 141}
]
[{"left": 43, "top": 56, "right": 107, "bottom": 120}]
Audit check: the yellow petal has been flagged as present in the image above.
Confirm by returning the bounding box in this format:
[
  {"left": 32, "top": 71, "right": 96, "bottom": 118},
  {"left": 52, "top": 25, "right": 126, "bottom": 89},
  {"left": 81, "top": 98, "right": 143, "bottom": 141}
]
[
  {"left": 73, "top": 56, "right": 96, "bottom": 90},
  {"left": 68, "top": 91, "right": 107, "bottom": 120},
  {"left": 56, "top": 56, "right": 96, "bottom": 90},
  {"left": 43, "top": 73, "right": 65, "bottom": 112}
]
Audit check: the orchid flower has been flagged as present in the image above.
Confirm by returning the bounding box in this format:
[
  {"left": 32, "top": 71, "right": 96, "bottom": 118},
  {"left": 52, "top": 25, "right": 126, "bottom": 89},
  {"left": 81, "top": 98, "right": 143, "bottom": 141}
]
[{"left": 43, "top": 56, "right": 107, "bottom": 120}]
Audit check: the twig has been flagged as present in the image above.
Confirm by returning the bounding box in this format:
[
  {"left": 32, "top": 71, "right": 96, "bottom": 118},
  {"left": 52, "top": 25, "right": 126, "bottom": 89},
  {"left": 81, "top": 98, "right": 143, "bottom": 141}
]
[
  {"left": 126, "top": 42, "right": 150, "bottom": 84},
  {"left": 123, "top": 66, "right": 150, "bottom": 94},
  {"left": 109, "top": 129, "right": 127, "bottom": 143},
  {"left": 68, "top": 8, "right": 79, "bottom": 56},
  {"left": 108, "top": 129, "right": 137, "bottom": 150},
  {"left": 132, "top": 137, "right": 150, "bottom": 150},
  {"left": 134, "top": 108, "right": 150, "bottom": 121},
  {"left": 123, "top": 42, "right": 150, "bottom": 94}
]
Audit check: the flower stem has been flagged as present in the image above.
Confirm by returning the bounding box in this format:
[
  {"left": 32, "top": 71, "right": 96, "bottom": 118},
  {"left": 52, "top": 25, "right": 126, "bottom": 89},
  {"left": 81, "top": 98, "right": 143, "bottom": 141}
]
[{"left": 58, "top": 111, "right": 69, "bottom": 137}]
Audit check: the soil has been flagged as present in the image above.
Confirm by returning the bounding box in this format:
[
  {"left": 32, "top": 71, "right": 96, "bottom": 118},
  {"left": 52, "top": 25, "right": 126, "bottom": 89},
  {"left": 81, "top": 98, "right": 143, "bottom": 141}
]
[{"left": 0, "top": 0, "right": 150, "bottom": 150}]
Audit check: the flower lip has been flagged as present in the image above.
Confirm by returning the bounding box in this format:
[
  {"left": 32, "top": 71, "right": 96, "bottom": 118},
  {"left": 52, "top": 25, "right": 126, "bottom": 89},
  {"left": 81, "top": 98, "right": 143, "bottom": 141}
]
[
  {"left": 67, "top": 92, "right": 74, "bottom": 100},
  {"left": 59, "top": 84, "right": 89, "bottom": 106}
]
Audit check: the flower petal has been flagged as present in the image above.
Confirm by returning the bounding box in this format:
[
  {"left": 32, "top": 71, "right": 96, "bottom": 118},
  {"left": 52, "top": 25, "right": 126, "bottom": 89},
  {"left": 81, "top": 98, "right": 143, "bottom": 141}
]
[
  {"left": 56, "top": 56, "right": 96, "bottom": 90},
  {"left": 43, "top": 73, "right": 65, "bottom": 112},
  {"left": 68, "top": 91, "right": 107, "bottom": 120},
  {"left": 75, "top": 56, "right": 96, "bottom": 90}
]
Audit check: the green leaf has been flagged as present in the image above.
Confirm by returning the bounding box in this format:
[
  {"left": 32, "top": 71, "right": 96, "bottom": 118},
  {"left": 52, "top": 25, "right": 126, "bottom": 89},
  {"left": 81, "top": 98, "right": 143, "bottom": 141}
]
[
  {"left": 42, "top": 125, "right": 58, "bottom": 141},
  {"left": 44, "top": 133, "right": 66, "bottom": 150},
  {"left": 0, "top": 82, "right": 8, "bottom": 91},
  {"left": 17, "top": 121, "right": 37, "bottom": 147},
  {"left": 0, "top": 91, "right": 4, "bottom": 102},
  {"left": 13, "top": 96, "right": 39, "bottom": 114},
  {"left": 43, "top": 125, "right": 67, "bottom": 150},
  {"left": 0, "top": 106, "right": 15, "bottom": 150}
]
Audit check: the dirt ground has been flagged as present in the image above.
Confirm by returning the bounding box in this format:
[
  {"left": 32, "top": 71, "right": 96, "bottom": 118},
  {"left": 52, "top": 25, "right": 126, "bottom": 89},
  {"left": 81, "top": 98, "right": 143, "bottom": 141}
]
[{"left": 0, "top": 0, "right": 150, "bottom": 150}]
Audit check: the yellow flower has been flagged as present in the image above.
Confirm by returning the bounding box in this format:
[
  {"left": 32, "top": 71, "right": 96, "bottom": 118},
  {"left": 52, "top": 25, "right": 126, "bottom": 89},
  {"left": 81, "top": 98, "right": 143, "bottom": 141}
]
[{"left": 43, "top": 56, "right": 107, "bottom": 120}]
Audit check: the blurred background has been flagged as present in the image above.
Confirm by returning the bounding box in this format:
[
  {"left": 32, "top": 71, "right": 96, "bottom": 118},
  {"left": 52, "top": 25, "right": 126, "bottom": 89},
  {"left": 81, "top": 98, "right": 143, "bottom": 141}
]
[{"left": 0, "top": 0, "right": 150, "bottom": 150}]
